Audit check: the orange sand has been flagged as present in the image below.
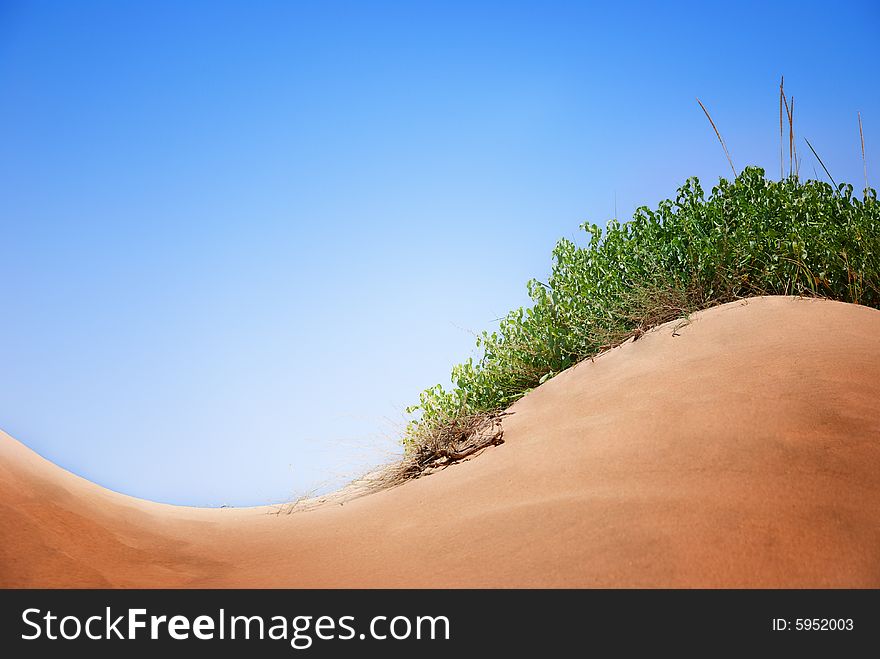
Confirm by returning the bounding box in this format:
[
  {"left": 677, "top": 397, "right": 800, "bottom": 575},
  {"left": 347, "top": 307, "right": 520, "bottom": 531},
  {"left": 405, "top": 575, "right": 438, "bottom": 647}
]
[{"left": 2, "top": 296, "right": 879, "bottom": 588}]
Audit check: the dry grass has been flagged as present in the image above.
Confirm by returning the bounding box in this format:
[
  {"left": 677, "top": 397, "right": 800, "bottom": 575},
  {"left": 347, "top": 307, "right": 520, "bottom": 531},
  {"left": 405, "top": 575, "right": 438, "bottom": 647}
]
[
  {"left": 780, "top": 76, "right": 785, "bottom": 180},
  {"left": 272, "top": 412, "right": 508, "bottom": 513},
  {"left": 860, "top": 111, "right": 868, "bottom": 192},
  {"left": 697, "top": 98, "right": 736, "bottom": 177}
]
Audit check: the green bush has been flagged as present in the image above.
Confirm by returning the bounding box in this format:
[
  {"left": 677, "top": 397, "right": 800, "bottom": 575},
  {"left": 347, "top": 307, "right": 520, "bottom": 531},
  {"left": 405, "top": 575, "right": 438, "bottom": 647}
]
[{"left": 404, "top": 167, "right": 879, "bottom": 452}]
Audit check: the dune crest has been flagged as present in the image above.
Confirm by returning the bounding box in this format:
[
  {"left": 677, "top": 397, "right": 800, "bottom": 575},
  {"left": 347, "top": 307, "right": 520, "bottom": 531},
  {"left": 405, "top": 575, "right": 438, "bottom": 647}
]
[{"left": 2, "top": 296, "right": 879, "bottom": 588}]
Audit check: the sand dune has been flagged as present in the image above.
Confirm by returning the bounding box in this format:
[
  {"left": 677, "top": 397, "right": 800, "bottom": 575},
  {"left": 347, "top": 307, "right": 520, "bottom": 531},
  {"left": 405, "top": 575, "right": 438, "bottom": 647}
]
[{"left": 2, "top": 296, "right": 879, "bottom": 588}]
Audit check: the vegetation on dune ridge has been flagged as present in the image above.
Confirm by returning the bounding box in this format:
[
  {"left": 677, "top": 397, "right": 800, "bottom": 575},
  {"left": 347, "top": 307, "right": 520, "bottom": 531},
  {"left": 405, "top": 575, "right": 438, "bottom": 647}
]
[{"left": 399, "top": 167, "right": 879, "bottom": 476}]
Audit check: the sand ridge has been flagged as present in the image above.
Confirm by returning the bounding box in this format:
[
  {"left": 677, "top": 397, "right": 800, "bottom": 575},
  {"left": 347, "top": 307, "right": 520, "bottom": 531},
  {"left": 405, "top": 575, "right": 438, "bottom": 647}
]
[{"left": 2, "top": 296, "right": 879, "bottom": 587}]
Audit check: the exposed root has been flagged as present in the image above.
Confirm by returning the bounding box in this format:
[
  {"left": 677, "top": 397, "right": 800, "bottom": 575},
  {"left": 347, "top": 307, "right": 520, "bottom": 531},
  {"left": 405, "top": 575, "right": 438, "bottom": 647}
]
[{"left": 393, "top": 411, "right": 509, "bottom": 481}]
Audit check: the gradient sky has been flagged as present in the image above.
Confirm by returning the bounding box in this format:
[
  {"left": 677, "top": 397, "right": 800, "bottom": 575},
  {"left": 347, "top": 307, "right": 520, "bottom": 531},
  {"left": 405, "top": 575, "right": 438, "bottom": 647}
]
[{"left": 1, "top": 0, "right": 877, "bottom": 506}]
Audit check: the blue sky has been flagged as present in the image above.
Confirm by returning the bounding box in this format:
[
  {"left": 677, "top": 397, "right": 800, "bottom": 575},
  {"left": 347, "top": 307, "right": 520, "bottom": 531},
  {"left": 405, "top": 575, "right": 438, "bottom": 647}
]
[{"left": 1, "top": 0, "right": 877, "bottom": 506}]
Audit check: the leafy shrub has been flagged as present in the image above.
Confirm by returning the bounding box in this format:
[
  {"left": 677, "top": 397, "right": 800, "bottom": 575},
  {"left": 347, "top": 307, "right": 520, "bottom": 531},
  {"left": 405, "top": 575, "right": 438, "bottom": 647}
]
[{"left": 404, "top": 167, "right": 879, "bottom": 455}]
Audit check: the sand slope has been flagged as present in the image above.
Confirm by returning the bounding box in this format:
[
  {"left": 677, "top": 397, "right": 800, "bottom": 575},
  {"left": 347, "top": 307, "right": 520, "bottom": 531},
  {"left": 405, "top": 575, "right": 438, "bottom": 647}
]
[{"left": 2, "top": 296, "right": 879, "bottom": 588}]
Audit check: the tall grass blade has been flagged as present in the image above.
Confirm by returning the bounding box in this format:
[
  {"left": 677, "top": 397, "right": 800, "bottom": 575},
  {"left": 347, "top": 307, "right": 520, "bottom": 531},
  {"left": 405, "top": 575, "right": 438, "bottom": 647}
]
[
  {"left": 782, "top": 91, "right": 792, "bottom": 177},
  {"left": 779, "top": 76, "right": 785, "bottom": 180},
  {"left": 696, "top": 98, "right": 736, "bottom": 178},
  {"left": 804, "top": 138, "right": 838, "bottom": 189},
  {"left": 859, "top": 111, "right": 868, "bottom": 193}
]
